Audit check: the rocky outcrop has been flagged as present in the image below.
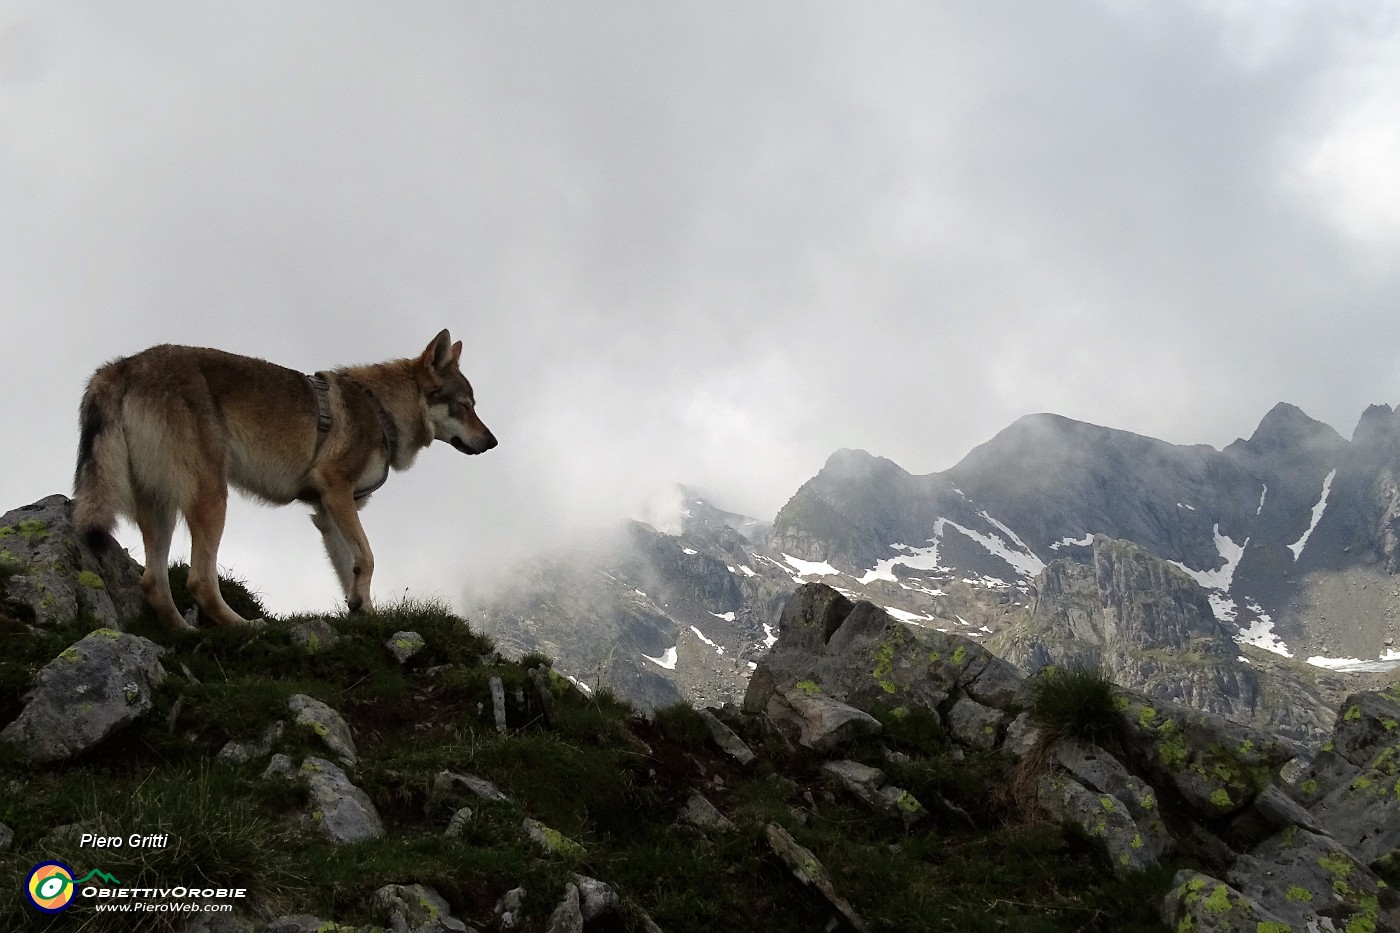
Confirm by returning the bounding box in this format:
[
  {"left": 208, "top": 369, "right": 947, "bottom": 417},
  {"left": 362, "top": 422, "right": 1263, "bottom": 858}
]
[
  {"left": 0, "top": 495, "right": 145, "bottom": 630},
  {"left": 996, "top": 536, "right": 1336, "bottom": 743},
  {"left": 0, "top": 628, "right": 166, "bottom": 762}
]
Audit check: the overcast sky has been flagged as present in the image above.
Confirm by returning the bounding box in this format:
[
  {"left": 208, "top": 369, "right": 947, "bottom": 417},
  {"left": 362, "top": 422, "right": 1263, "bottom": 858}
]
[{"left": 3, "top": 2, "right": 1399, "bottom": 615}]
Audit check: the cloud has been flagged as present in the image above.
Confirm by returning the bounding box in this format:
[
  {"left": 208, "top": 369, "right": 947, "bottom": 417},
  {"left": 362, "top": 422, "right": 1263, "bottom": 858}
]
[{"left": 2, "top": 2, "right": 1399, "bottom": 615}]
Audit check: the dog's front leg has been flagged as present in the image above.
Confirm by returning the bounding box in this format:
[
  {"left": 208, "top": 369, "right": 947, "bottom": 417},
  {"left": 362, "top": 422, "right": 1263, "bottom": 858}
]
[
  {"left": 318, "top": 489, "right": 376, "bottom": 614},
  {"left": 311, "top": 505, "right": 357, "bottom": 599}
]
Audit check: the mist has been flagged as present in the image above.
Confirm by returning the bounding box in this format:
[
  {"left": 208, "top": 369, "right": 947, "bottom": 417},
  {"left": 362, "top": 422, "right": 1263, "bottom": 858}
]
[{"left": 3, "top": 2, "right": 1400, "bottom": 615}]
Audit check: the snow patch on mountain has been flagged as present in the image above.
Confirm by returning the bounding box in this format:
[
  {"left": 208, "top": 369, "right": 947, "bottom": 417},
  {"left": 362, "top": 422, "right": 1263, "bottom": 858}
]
[
  {"left": 782, "top": 554, "right": 840, "bottom": 577},
  {"left": 1307, "top": 651, "right": 1400, "bottom": 673},
  {"left": 941, "top": 517, "right": 1046, "bottom": 579},
  {"left": 1288, "top": 468, "right": 1337, "bottom": 561},
  {"left": 1050, "top": 533, "right": 1095, "bottom": 550},
  {"left": 690, "top": 626, "right": 724, "bottom": 655},
  {"left": 644, "top": 646, "right": 678, "bottom": 670}
]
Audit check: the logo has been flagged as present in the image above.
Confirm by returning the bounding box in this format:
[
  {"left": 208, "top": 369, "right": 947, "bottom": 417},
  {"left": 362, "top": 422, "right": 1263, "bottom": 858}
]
[
  {"left": 24, "top": 862, "right": 122, "bottom": 913},
  {"left": 26, "top": 862, "right": 76, "bottom": 913}
]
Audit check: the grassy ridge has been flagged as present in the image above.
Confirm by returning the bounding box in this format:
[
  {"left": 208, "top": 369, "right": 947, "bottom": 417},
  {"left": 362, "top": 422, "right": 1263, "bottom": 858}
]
[{"left": 0, "top": 572, "right": 1173, "bottom": 932}]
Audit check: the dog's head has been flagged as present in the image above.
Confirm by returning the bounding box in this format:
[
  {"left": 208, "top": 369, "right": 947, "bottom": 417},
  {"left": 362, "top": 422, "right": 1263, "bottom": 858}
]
[{"left": 416, "top": 329, "right": 497, "bottom": 455}]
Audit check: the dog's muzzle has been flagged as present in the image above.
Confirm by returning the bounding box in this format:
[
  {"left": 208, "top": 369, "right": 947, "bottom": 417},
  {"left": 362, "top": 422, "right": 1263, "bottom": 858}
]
[{"left": 451, "top": 433, "right": 498, "bottom": 455}]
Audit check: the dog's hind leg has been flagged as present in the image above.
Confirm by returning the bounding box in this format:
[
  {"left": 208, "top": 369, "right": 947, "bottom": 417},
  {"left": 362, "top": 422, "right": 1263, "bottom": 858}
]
[
  {"left": 184, "top": 480, "right": 255, "bottom": 627},
  {"left": 311, "top": 504, "right": 356, "bottom": 599},
  {"left": 135, "top": 500, "right": 195, "bottom": 632}
]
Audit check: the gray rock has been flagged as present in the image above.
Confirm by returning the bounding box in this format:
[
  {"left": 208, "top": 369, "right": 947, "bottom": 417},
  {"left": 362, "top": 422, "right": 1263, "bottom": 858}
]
[
  {"left": 1038, "top": 771, "right": 1159, "bottom": 876},
  {"left": 288, "top": 694, "right": 358, "bottom": 767},
  {"left": 300, "top": 756, "right": 384, "bottom": 844},
  {"left": 494, "top": 887, "right": 526, "bottom": 930},
  {"left": 1050, "top": 739, "right": 1172, "bottom": 861},
  {"left": 445, "top": 807, "right": 473, "bottom": 837},
  {"left": 216, "top": 720, "right": 285, "bottom": 764},
  {"left": 699, "top": 709, "right": 756, "bottom": 766},
  {"left": 1115, "top": 691, "right": 1294, "bottom": 820},
  {"left": 386, "top": 631, "right": 426, "bottom": 664},
  {"left": 545, "top": 883, "right": 583, "bottom": 933},
  {"left": 1228, "top": 827, "right": 1399, "bottom": 931},
  {"left": 1161, "top": 870, "right": 1291, "bottom": 933},
  {"left": 490, "top": 676, "right": 508, "bottom": 734},
  {"left": 765, "top": 686, "right": 882, "bottom": 752},
  {"left": 572, "top": 874, "right": 622, "bottom": 922},
  {"left": 433, "top": 770, "right": 510, "bottom": 803},
  {"left": 679, "top": 791, "right": 738, "bottom": 833},
  {"left": 0, "top": 628, "right": 166, "bottom": 763},
  {"left": 745, "top": 584, "right": 1022, "bottom": 723},
  {"left": 764, "top": 823, "right": 868, "bottom": 933},
  {"left": 288, "top": 618, "right": 340, "bottom": 652},
  {"left": 821, "top": 759, "right": 927, "bottom": 828},
  {"left": 1328, "top": 691, "right": 1400, "bottom": 769},
  {"left": 523, "top": 818, "right": 585, "bottom": 859},
  {"left": 0, "top": 496, "right": 145, "bottom": 631},
  {"left": 374, "top": 882, "right": 468, "bottom": 932},
  {"left": 1001, "top": 712, "right": 1044, "bottom": 759},
  {"left": 0, "top": 820, "right": 12, "bottom": 850},
  {"left": 945, "top": 696, "right": 1006, "bottom": 752},
  {"left": 262, "top": 753, "right": 295, "bottom": 780}
]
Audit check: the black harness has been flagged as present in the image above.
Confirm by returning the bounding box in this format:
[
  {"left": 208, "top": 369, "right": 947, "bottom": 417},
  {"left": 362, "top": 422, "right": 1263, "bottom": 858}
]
[{"left": 306, "top": 372, "right": 399, "bottom": 501}]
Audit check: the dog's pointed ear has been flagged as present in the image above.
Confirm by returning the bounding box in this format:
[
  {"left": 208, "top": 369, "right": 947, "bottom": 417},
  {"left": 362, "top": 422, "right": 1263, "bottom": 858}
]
[
  {"left": 420, "top": 329, "right": 453, "bottom": 372},
  {"left": 450, "top": 340, "right": 463, "bottom": 366}
]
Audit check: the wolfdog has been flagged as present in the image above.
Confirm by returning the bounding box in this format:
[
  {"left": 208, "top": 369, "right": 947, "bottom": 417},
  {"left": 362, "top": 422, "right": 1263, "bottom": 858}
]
[{"left": 73, "top": 329, "right": 496, "bottom": 630}]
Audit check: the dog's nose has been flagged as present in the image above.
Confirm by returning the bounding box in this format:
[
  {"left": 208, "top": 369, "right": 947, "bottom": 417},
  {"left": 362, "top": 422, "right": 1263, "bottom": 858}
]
[{"left": 480, "top": 432, "right": 498, "bottom": 452}]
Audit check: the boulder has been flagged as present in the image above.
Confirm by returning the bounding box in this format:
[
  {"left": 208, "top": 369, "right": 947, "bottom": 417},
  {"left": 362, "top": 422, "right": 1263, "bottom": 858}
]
[
  {"left": 288, "top": 694, "right": 358, "bottom": 767},
  {"left": 523, "top": 818, "right": 586, "bottom": 859},
  {"left": 1228, "top": 827, "right": 1400, "bottom": 931},
  {"left": 821, "top": 759, "right": 926, "bottom": 828},
  {"left": 764, "top": 823, "right": 868, "bottom": 933},
  {"left": 945, "top": 697, "right": 1006, "bottom": 752},
  {"left": 0, "top": 496, "right": 144, "bottom": 630},
  {"left": 216, "top": 720, "right": 284, "bottom": 764},
  {"left": 1, "top": 628, "right": 166, "bottom": 763},
  {"left": 386, "top": 630, "right": 426, "bottom": 664},
  {"left": 1115, "top": 692, "right": 1294, "bottom": 820},
  {"left": 1050, "top": 739, "right": 1172, "bottom": 861},
  {"left": 679, "top": 791, "right": 738, "bottom": 834},
  {"left": 545, "top": 883, "right": 583, "bottom": 933},
  {"left": 1160, "top": 871, "right": 1290, "bottom": 933},
  {"left": 699, "top": 709, "right": 756, "bottom": 766},
  {"left": 288, "top": 618, "right": 341, "bottom": 653},
  {"left": 373, "top": 882, "right": 469, "bottom": 932},
  {"left": 300, "top": 757, "right": 384, "bottom": 845},
  {"left": 765, "top": 685, "right": 882, "bottom": 752},
  {"left": 745, "top": 584, "right": 1022, "bottom": 721},
  {"left": 1037, "top": 771, "right": 1159, "bottom": 876}
]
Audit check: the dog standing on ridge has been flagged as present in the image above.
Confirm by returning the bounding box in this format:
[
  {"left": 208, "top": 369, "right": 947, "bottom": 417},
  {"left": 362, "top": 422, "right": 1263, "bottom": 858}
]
[{"left": 72, "top": 329, "right": 496, "bottom": 631}]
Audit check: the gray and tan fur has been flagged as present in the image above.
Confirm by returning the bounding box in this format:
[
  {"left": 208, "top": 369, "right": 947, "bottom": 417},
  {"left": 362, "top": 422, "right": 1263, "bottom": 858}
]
[{"left": 73, "top": 329, "right": 496, "bottom": 631}]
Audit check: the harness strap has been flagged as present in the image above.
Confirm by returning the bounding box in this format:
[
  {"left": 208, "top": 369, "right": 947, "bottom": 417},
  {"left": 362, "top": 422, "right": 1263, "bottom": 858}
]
[
  {"left": 305, "top": 372, "right": 398, "bottom": 501},
  {"left": 307, "top": 373, "right": 333, "bottom": 456}
]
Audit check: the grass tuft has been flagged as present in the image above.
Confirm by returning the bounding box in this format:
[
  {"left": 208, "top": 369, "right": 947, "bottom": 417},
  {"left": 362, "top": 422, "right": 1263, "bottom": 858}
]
[{"left": 1026, "top": 665, "right": 1124, "bottom": 750}]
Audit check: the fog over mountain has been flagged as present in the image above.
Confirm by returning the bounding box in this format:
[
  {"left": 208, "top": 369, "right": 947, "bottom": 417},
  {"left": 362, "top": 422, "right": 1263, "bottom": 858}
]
[{"left": 2, "top": 4, "right": 1400, "bottom": 618}]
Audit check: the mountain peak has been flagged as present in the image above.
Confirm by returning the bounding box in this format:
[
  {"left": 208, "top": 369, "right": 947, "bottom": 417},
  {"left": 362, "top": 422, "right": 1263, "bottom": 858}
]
[{"left": 1238, "top": 402, "right": 1344, "bottom": 453}]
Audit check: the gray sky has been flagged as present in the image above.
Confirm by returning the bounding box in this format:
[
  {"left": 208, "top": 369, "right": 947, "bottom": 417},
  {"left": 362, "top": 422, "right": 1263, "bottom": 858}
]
[{"left": 3, "top": 1, "right": 1400, "bottom": 615}]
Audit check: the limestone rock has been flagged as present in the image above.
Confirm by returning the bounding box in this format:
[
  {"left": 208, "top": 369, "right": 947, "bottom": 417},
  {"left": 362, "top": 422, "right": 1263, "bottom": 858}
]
[
  {"left": 433, "top": 770, "right": 511, "bottom": 804},
  {"left": 262, "top": 754, "right": 295, "bottom": 780},
  {"left": 572, "top": 874, "right": 622, "bottom": 922},
  {"left": 1228, "top": 827, "right": 1400, "bottom": 931},
  {"left": 494, "top": 887, "right": 526, "bottom": 930},
  {"left": 821, "top": 759, "right": 926, "bottom": 828},
  {"left": 745, "top": 584, "right": 1022, "bottom": 723},
  {"left": 523, "top": 818, "right": 586, "bottom": 859},
  {"left": 0, "top": 496, "right": 144, "bottom": 631},
  {"left": 386, "top": 630, "right": 426, "bottom": 664},
  {"left": 766, "top": 685, "right": 881, "bottom": 752},
  {"left": 1037, "top": 771, "right": 1159, "bottom": 876},
  {"left": 288, "top": 618, "right": 341, "bottom": 653},
  {"left": 945, "top": 696, "right": 1006, "bottom": 752},
  {"left": 679, "top": 791, "right": 738, "bottom": 833},
  {"left": 216, "top": 720, "right": 284, "bottom": 764},
  {"left": 1, "top": 628, "right": 166, "bottom": 763},
  {"left": 373, "top": 882, "right": 469, "bottom": 932},
  {"left": 1116, "top": 692, "right": 1293, "bottom": 819},
  {"left": 699, "top": 709, "right": 755, "bottom": 766},
  {"left": 545, "top": 883, "right": 583, "bottom": 933},
  {"left": 764, "top": 823, "right": 868, "bottom": 933},
  {"left": 1161, "top": 870, "right": 1291, "bottom": 933},
  {"left": 300, "top": 756, "right": 384, "bottom": 844},
  {"left": 1050, "top": 739, "right": 1172, "bottom": 861},
  {"left": 288, "top": 694, "right": 358, "bottom": 767}
]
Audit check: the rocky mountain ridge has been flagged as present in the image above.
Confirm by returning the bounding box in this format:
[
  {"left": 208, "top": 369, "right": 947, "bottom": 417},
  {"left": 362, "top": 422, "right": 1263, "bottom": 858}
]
[
  {"left": 7, "top": 499, "right": 1400, "bottom": 932},
  {"left": 474, "top": 403, "right": 1400, "bottom": 744}
]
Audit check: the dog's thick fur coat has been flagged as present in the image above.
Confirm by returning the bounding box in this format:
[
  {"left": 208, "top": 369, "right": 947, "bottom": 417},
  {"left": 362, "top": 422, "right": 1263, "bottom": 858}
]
[{"left": 73, "top": 329, "right": 495, "bottom": 630}]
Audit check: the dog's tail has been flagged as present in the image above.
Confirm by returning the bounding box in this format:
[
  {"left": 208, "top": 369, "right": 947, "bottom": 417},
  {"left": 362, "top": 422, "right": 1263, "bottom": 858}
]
[{"left": 72, "top": 363, "right": 134, "bottom": 554}]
